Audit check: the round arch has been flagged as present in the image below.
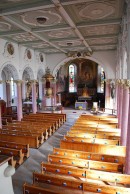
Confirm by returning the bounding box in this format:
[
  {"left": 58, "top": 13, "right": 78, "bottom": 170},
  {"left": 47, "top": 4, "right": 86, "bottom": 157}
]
[
  {"left": 0, "top": 63, "right": 19, "bottom": 80},
  {"left": 22, "top": 66, "right": 34, "bottom": 80},
  {"left": 52, "top": 56, "right": 107, "bottom": 78},
  {"left": 37, "top": 68, "right": 45, "bottom": 80}
]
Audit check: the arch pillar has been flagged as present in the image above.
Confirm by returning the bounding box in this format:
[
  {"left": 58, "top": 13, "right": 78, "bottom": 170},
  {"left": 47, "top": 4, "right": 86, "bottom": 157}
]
[
  {"left": 0, "top": 81, "right": 3, "bottom": 128},
  {"left": 31, "top": 80, "right": 37, "bottom": 114},
  {"left": 118, "top": 80, "right": 125, "bottom": 128},
  {"left": 121, "top": 80, "right": 130, "bottom": 146},
  {"left": 105, "top": 80, "right": 110, "bottom": 109},
  {"left": 125, "top": 81, "right": 130, "bottom": 174},
  {"left": 15, "top": 80, "right": 23, "bottom": 121},
  {"left": 6, "top": 81, "right": 11, "bottom": 107},
  {"left": 116, "top": 80, "right": 120, "bottom": 117}
]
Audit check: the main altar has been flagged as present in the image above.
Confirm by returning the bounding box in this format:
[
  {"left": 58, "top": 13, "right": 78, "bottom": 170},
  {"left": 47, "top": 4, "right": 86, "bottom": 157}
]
[{"left": 75, "top": 87, "right": 92, "bottom": 110}]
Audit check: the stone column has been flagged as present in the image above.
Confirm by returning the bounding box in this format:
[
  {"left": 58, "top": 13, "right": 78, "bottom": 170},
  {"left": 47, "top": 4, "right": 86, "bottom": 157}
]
[
  {"left": 119, "top": 80, "right": 125, "bottom": 128},
  {"left": 6, "top": 81, "right": 11, "bottom": 107},
  {"left": 126, "top": 0, "right": 130, "bottom": 79},
  {"left": 51, "top": 81, "right": 56, "bottom": 106},
  {"left": 42, "top": 82, "right": 46, "bottom": 108},
  {"left": 22, "top": 81, "right": 26, "bottom": 101},
  {"left": 105, "top": 80, "right": 110, "bottom": 109},
  {"left": 117, "top": 80, "right": 121, "bottom": 119},
  {"left": 125, "top": 84, "right": 130, "bottom": 174},
  {"left": 121, "top": 80, "right": 130, "bottom": 146},
  {"left": 32, "top": 80, "right": 37, "bottom": 114},
  {"left": 0, "top": 81, "right": 3, "bottom": 128},
  {"left": 39, "top": 79, "right": 43, "bottom": 101},
  {"left": 115, "top": 80, "right": 119, "bottom": 116},
  {"left": 15, "top": 80, "right": 23, "bottom": 121}
]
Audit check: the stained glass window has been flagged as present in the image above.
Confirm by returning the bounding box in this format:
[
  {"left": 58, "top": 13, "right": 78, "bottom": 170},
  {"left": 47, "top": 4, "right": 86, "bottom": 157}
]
[
  {"left": 101, "top": 67, "right": 105, "bottom": 93},
  {"left": 69, "top": 64, "right": 76, "bottom": 93}
]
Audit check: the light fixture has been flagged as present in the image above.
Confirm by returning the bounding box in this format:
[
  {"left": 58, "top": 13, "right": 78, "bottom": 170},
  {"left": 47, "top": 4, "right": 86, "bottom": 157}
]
[
  {"left": 67, "top": 42, "right": 73, "bottom": 46},
  {"left": 36, "top": 17, "right": 47, "bottom": 24}
]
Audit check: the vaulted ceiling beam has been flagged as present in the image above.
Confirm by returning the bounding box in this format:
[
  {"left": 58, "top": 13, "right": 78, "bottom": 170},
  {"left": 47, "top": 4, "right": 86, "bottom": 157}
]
[
  {"left": 2, "top": 15, "right": 67, "bottom": 53},
  {"left": 77, "top": 19, "right": 121, "bottom": 28},
  {"left": 50, "top": 34, "right": 118, "bottom": 42},
  {"left": 51, "top": 0, "right": 92, "bottom": 52}
]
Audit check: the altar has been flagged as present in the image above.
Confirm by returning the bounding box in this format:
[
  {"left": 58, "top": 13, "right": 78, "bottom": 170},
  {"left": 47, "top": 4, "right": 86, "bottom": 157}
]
[
  {"left": 76, "top": 86, "right": 92, "bottom": 109},
  {"left": 75, "top": 101, "right": 87, "bottom": 110},
  {"left": 78, "top": 96, "right": 92, "bottom": 101}
]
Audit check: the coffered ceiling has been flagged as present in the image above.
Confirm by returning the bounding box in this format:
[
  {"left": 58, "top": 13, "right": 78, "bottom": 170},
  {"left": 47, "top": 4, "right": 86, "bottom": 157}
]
[{"left": 0, "top": 0, "right": 124, "bottom": 54}]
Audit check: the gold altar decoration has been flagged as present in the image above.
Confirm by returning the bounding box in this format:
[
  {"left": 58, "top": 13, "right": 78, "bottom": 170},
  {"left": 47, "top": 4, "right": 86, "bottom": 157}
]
[{"left": 42, "top": 67, "right": 55, "bottom": 98}]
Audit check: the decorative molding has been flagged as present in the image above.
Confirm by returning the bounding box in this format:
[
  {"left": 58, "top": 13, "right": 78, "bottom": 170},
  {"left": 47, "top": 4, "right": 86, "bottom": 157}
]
[
  {"left": 79, "top": 2, "right": 115, "bottom": 20},
  {"left": 14, "top": 80, "right": 23, "bottom": 85},
  {"left": 24, "top": 49, "right": 32, "bottom": 62},
  {"left": 3, "top": 42, "right": 15, "bottom": 58},
  {"left": 126, "top": 79, "right": 130, "bottom": 88},
  {"left": 21, "top": 10, "right": 62, "bottom": 27}
]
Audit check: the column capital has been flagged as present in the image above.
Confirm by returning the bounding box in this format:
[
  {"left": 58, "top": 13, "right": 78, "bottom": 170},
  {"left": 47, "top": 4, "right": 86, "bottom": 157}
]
[
  {"left": 120, "top": 79, "right": 126, "bottom": 86},
  {"left": 116, "top": 79, "right": 121, "bottom": 85},
  {"left": 105, "top": 79, "right": 111, "bottom": 84},
  {"left": 14, "top": 80, "right": 23, "bottom": 85},
  {"left": 126, "top": 79, "right": 130, "bottom": 88},
  {"left": 30, "top": 79, "right": 38, "bottom": 84}
]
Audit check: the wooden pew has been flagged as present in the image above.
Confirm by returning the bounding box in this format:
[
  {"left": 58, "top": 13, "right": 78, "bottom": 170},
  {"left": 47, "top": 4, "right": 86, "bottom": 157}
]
[
  {"left": 33, "top": 172, "right": 130, "bottom": 194},
  {"left": 0, "top": 133, "right": 39, "bottom": 148},
  {"left": 10, "top": 121, "right": 55, "bottom": 134},
  {"left": 68, "top": 129, "right": 120, "bottom": 138},
  {"left": 31, "top": 112, "right": 66, "bottom": 123},
  {"left": 70, "top": 126, "right": 120, "bottom": 133},
  {"left": 6, "top": 123, "right": 52, "bottom": 137},
  {"left": 23, "top": 183, "right": 85, "bottom": 194},
  {"left": 22, "top": 117, "right": 59, "bottom": 129},
  {"left": 0, "top": 141, "right": 29, "bottom": 158},
  {"left": 74, "top": 123, "right": 118, "bottom": 129},
  {"left": 8, "top": 156, "right": 17, "bottom": 167},
  {"left": 0, "top": 128, "right": 45, "bottom": 144},
  {"left": 48, "top": 154, "right": 123, "bottom": 172},
  {"left": 67, "top": 131, "right": 120, "bottom": 140},
  {"left": 60, "top": 140, "right": 126, "bottom": 157},
  {"left": 77, "top": 116, "right": 118, "bottom": 123},
  {"left": 41, "top": 162, "right": 130, "bottom": 185},
  {"left": 0, "top": 147, "right": 24, "bottom": 165},
  {"left": 53, "top": 148, "right": 125, "bottom": 164},
  {"left": 64, "top": 136, "right": 119, "bottom": 145}
]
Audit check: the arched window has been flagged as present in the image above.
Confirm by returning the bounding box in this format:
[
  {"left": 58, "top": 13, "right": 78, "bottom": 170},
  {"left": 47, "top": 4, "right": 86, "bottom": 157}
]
[
  {"left": 11, "top": 77, "right": 15, "bottom": 97},
  {"left": 69, "top": 64, "right": 77, "bottom": 93}
]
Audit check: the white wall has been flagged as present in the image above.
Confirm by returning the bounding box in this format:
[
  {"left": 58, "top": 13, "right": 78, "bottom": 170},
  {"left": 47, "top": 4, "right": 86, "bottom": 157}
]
[{"left": 46, "top": 50, "right": 117, "bottom": 79}]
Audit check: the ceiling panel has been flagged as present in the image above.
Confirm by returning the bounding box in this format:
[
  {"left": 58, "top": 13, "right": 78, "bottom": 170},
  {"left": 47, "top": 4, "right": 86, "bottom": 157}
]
[
  {"left": 80, "top": 24, "right": 120, "bottom": 36},
  {"left": 0, "top": 0, "right": 125, "bottom": 53},
  {"left": 63, "top": 0, "right": 123, "bottom": 24},
  {"left": 87, "top": 37, "right": 117, "bottom": 45},
  {"left": 0, "top": 18, "right": 21, "bottom": 31},
  {"left": 5, "top": 32, "right": 39, "bottom": 42},
  {"left": 42, "top": 29, "right": 77, "bottom": 39}
]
